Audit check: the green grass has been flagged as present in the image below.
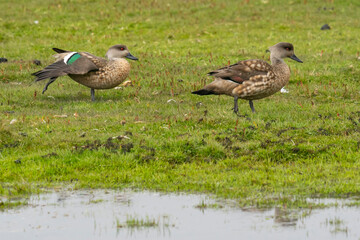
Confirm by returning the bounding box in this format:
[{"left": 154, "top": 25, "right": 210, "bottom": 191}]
[
  {"left": 195, "top": 200, "right": 224, "bottom": 210},
  {"left": 0, "top": 198, "right": 28, "bottom": 210},
  {"left": 0, "top": 0, "right": 360, "bottom": 207},
  {"left": 117, "top": 215, "right": 162, "bottom": 229},
  {"left": 325, "top": 217, "right": 349, "bottom": 234}
]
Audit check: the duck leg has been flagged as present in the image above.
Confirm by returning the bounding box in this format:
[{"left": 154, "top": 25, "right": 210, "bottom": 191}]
[
  {"left": 233, "top": 96, "right": 239, "bottom": 114},
  {"left": 249, "top": 100, "right": 256, "bottom": 113},
  {"left": 91, "top": 88, "right": 95, "bottom": 101},
  {"left": 42, "top": 77, "right": 57, "bottom": 94}
]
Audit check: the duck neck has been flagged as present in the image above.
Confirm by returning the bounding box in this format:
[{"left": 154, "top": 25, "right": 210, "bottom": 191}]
[
  {"left": 270, "top": 56, "right": 290, "bottom": 86},
  {"left": 270, "top": 55, "right": 285, "bottom": 65}
]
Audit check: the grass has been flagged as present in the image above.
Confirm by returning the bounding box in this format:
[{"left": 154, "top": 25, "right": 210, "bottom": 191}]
[
  {"left": 0, "top": 0, "right": 360, "bottom": 207},
  {"left": 195, "top": 200, "right": 224, "bottom": 210},
  {"left": 325, "top": 217, "right": 349, "bottom": 234},
  {"left": 0, "top": 199, "right": 28, "bottom": 210},
  {"left": 117, "top": 215, "right": 163, "bottom": 229}
]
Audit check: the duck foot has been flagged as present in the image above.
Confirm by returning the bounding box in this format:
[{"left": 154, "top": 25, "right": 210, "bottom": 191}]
[
  {"left": 233, "top": 96, "right": 239, "bottom": 114},
  {"left": 91, "top": 88, "right": 95, "bottom": 101},
  {"left": 42, "top": 77, "right": 57, "bottom": 94},
  {"left": 249, "top": 100, "right": 256, "bottom": 113}
]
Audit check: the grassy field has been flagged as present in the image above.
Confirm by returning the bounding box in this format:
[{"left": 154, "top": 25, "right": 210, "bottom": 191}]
[{"left": 0, "top": 0, "right": 359, "bottom": 207}]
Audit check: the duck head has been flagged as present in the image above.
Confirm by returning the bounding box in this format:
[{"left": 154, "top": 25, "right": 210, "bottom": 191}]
[
  {"left": 267, "top": 42, "right": 302, "bottom": 63},
  {"left": 105, "top": 45, "right": 138, "bottom": 61}
]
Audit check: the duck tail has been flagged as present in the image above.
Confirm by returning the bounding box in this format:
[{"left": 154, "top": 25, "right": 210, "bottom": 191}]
[
  {"left": 52, "top": 48, "right": 69, "bottom": 53},
  {"left": 191, "top": 89, "right": 215, "bottom": 95},
  {"left": 32, "top": 70, "right": 53, "bottom": 82},
  {"left": 32, "top": 61, "right": 67, "bottom": 82},
  {"left": 32, "top": 68, "right": 60, "bottom": 82}
]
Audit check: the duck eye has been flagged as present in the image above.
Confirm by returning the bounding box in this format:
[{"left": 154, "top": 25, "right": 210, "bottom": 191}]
[
  {"left": 285, "top": 47, "right": 291, "bottom": 51},
  {"left": 120, "top": 47, "right": 125, "bottom": 51}
]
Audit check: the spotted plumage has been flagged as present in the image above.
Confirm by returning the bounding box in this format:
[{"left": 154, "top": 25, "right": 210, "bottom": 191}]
[
  {"left": 192, "top": 42, "right": 302, "bottom": 113},
  {"left": 32, "top": 45, "right": 138, "bottom": 101}
]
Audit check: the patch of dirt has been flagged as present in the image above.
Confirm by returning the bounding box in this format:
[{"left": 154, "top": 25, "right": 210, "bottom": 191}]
[
  {"left": 291, "top": 147, "right": 300, "bottom": 153},
  {"left": 317, "top": 128, "right": 330, "bottom": 136},
  {"left": 136, "top": 145, "right": 156, "bottom": 162},
  {"left": 124, "top": 131, "right": 133, "bottom": 136},
  {"left": 121, "top": 143, "right": 134, "bottom": 153},
  {"left": 318, "top": 114, "right": 333, "bottom": 120},
  {"left": 277, "top": 127, "right": 298, "bottom": 137},
  {"left": 3, "top": 141, "right": 20, "bottom": 149},
  {"left": 215, "top": 136, "right": 233, "bottom": 148},
  {"left": 73, "top": 137, "right": 133, "bottom": 154},
  {"left": 265, "top": 120, "right": 276, "bottom": 130},
  {"left": 260, "top": 138, "right": 293, "bottom": 149},
  {"left": 348, "top": 111, "right": 360, "bottom": 126}
]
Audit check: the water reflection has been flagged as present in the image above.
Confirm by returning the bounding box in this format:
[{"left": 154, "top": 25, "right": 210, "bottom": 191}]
[{"left": 0, "top": 190, "right": 360, "bottom": 240}]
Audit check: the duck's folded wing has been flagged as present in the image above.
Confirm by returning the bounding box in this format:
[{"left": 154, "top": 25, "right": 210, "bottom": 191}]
[
  {"left": 208, "top": 60, "right": 272, "bottom": 84},
  {"left": 32, "top": 53, "right": 101, "bottom": 81}
]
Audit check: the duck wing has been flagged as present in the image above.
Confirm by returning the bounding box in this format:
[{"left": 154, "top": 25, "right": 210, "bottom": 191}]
[
  {"left": 32, "top": 51, "right": 106, "bottom": 81},
  {"left": 208, "top": 59, "right": 272, "bottom": 84}
]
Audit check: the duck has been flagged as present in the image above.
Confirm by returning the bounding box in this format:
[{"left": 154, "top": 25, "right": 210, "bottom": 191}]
[
  {"left": 192, "top": 42, "right": 302, "bottom": 113},
  {"left": 32, "top": 44, "right": 138, "bottom": 101}
]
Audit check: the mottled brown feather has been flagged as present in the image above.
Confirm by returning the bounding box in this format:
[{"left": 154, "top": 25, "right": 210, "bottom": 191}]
[{"left": 208, "top": 60, "right": 272, "bottom": 84}]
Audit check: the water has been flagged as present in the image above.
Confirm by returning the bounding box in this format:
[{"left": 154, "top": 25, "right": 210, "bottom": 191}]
[{"left": 1, "top": 190, "right": 360, "bottom": 240}]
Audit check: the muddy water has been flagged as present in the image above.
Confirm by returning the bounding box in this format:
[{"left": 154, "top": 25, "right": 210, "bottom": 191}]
[{"left": 1, "top": 190, "right": 360, "bottom": 240}]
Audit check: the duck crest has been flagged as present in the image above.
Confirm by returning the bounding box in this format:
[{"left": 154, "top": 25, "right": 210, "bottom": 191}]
[{"left": 64, "top": 52, "right": 81, "bottom": 65}]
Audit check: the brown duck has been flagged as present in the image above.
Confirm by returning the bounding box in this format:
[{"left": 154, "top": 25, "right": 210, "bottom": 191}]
[
  {"left": 192, "top": 42, "right": 302, "bottom": 113},
  {"left": 32, "top": 45, "right": 138, "bottom": 101}
]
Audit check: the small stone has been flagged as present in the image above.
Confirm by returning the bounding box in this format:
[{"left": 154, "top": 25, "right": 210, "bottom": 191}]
[
  {"left": 280, "top": 87, "right": 289, "bottom": 93},
  {"left": 196, "top": 102, "right": 203, "bottom": 108},
  {"left": 14, "top": 159, "right": 21, "bottom": 164},
  {"left": 10, "top": 119, "right": 17, "bottom": 124},
  {"left": 0, "top": 57, "right": 8, "bottom": 63},
  {"left": 321, "top": 24, "right": 331, "bottom": 30}
]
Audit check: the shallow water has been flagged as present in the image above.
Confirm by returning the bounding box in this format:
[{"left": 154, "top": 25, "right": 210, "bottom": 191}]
[{"left": 1, "top": 190, "right": 360, "bottom": 240}]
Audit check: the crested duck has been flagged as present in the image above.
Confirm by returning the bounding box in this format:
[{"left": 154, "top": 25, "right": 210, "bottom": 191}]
[
  {"left": 32, "top": 45, "right": 138, "bottom": 101},
  {"left": 192, "top": 42, "right": 302, "bottom": 113}
]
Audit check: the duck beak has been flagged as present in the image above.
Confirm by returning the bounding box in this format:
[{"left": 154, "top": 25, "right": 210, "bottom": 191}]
[
  {"left": 126, "top": 52, "right": 138, "bottom": 61},
  {"left": 289, "top": 54, "right": 303, "bottom": 63}
]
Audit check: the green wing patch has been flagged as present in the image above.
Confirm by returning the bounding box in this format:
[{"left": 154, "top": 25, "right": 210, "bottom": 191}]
[{"left": 66, "top": 53, "right": 81, "bottom": 65}]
